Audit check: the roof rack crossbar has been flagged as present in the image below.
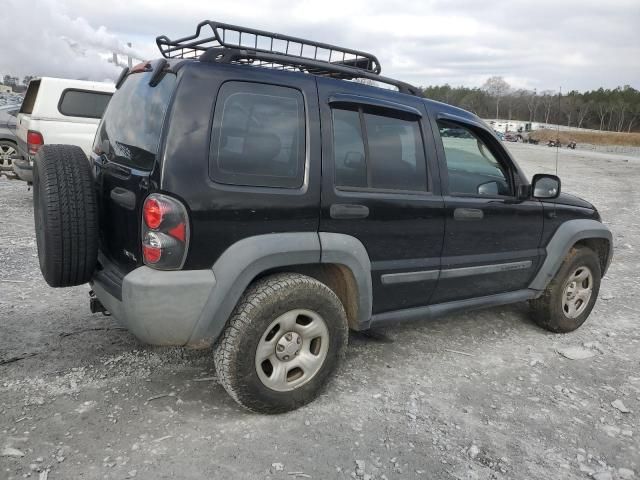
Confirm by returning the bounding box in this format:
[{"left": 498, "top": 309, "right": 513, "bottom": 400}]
[{"left": 156, "top": 20, "right": 420, "bottom": 96}]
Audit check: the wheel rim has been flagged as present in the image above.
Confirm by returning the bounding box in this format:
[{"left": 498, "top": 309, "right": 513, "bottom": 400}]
[
  {"left": 561, "top": 266, "right": 594, "bottom": 319},
  {"left": 0, "top": 143, "right": 16, "bottom": 166},
  {"left": 255, "top": 308, "right": 330, "bottom": 392}
]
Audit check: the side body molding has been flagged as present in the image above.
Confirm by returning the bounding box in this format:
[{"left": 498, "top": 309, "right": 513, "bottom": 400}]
[
  {"left": 529, "top": 219, "right": 613, "bottom": 291},
  {"left": 188, "top": 233, "right": 321, "bottom": 345},
  {"left": 319, "top": 232, "right": 373, "bottom": 329}
]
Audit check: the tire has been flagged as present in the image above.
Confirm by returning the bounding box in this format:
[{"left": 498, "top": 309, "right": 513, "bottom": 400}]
[
  {"left": 33, "top": 145, "right": 99, "bottom": 287},
  {"left": 529, "top": 246, "right": 601, "bottom": 333},
  {"left": 214, "top": 273, "right": 349, "bottom": 413}
]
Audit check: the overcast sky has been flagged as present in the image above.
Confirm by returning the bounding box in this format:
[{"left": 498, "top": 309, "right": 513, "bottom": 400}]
[{"left": 1, "top": 0, "right": 639, "bottom": 91}]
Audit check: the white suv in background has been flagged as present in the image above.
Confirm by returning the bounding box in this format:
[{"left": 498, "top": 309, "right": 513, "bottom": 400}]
[{"left": 14, "top": 77, "right": 114, "bottom": 182}]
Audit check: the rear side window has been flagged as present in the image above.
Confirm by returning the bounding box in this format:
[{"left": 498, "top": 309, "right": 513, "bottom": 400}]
[
  {"left": 332, "top": 106, "right": 427, "bottom": 192},
  {"left": 94, "top": 71, "right": 177, "bottom": 170},
  {"left": 20, "top": 80, "right": 41, "bottom": 114},
  {"left": 58, "top": 89, "right": 112, "bottom": 119},
  {"left": 210, "top": 82, "right": 305, "bottom": 188}
]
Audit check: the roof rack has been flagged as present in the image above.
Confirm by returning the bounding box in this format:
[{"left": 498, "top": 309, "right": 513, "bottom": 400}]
[{"left": 156, "top": 21, "right": 420, "bottom": 95}]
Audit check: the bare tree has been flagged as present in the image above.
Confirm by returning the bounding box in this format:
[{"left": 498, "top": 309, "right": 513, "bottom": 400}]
[
  {"left": 616, "top": 102, "right": 627, "bottom": 132},
  {"left": 527, "top": 89, "right": 539, "bottom": 122},
  {"left": 540, "top": 91, "right": 556, "bottom": 124},
  {"left": 576, "top": 101, "right": 591, "bottom": 128},
  {"left": 482, "top": 76, "right": 511, "bottom": 119}
]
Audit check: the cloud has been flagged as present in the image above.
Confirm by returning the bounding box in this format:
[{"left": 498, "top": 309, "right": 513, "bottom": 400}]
[
  {"left": 0, "top": 0, "right": 142, "bottom": 82},
  {"left": 1, "top": 0, "right": 639, "bottom": 90}
]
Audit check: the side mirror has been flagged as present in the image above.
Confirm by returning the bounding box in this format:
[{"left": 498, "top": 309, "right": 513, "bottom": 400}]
[
  {"left": 344, "top": 151, "right": 365, "bottom": 169},
  {"left": 532, "top": 174, "right": 561, "bottom": 199}
]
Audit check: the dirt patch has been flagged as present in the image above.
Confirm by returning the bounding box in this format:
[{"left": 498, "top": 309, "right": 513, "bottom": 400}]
[{"left": 530, "top": 129, "right": 640, "bottom": 147}]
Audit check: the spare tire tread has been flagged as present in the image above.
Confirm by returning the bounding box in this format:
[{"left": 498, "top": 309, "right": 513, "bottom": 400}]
[{"left": 34, "top": 145, "right": 98, "bottom": 287}]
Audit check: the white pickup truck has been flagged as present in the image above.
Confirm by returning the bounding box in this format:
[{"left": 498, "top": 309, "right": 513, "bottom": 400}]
[{"left": 14, "top": 77, "right": 115, "bottom": 182}]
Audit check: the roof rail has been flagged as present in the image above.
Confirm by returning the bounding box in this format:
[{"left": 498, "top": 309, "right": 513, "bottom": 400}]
[{"left": 156, "top": 20, "right": 420, "bottom": 96}]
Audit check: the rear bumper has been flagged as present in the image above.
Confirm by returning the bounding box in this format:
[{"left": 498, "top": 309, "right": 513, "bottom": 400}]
[
  {"left": 92, "top": 262, "right": 216, "bottom": 347},
  {"left": 13, "top": 158, "right": 33, "bottom": 182}
]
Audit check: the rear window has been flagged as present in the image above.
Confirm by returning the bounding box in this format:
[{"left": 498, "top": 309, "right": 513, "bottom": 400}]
[
  {"left": 209, "top": 82, "right": 305, "bottom": 189},
  {"left": 58, "top": 89, "right": 112, "bottom": 119},
  {"left": 20, "top": 80, "right": 41, "bottom": 114},
  {"left": 94, "top": 71, "right": 177, "bottom": 171}
]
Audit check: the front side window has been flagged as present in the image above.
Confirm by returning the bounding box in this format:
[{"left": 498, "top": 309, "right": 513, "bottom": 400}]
[
  {"left": 438, "top": 120, "right": 511, "bottom": 196},
  {"left": 210, "top": 82, "right": 305, "bottom": 188},
  {"left": 58, "top": 89, "right": 112, "bottom": 119},
  {"left": 332, "top": 106, "right": 427, "bottom": 192}
]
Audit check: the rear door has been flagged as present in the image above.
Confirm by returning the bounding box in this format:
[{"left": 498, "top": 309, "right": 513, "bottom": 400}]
[
  {"left": 317, "top": 78, "right": 445, "bottom": 314},
  {"left": 92, "top": 70, "right": 177, "bottom": 272},
  {"left": 429, "top": 113, "right": 543, "bottom": 303}
]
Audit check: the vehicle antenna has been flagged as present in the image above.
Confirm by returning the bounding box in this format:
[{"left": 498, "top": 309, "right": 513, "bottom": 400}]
[{"left": 556, "top": 86, "right": 561, "bottom": 176}]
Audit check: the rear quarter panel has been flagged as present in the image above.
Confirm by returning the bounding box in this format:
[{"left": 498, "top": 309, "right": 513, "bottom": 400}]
[{"left": 160, "top": 63, "right": 322, "bottom": 269}]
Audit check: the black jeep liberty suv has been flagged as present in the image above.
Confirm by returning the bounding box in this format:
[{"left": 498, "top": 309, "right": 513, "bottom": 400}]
[{"left": 32, "top": 20, "right": 613, "bottom": 413}]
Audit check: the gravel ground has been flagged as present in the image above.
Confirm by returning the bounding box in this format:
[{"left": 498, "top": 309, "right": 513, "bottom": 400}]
[{"left": 1, "top": 143, "right": 639, "bottom": 480}]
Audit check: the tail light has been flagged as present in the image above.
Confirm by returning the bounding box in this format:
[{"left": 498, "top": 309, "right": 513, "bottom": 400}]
[
  {"left": 27, "top": 130, "right": 44, "bottom": 156},
  {"left": 142, "top": 194, "right": 190, "bottom": 270}
]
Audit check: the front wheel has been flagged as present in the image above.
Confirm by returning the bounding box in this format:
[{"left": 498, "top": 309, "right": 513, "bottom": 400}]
[
  {"left": 529, "top": 246, "right": 601, "bottom": 333},
  {"left": 214, "top": 273, "right": 348, "bottom": 413}
]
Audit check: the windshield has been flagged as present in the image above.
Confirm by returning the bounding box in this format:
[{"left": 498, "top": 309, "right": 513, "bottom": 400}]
[{"left": 93, "top": 71, "right": 176, "bottom": 170}]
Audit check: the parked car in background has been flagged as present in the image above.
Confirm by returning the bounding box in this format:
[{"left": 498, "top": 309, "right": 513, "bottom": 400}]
[
  {"left": 14, "top": 78, "right": 114, "bottom": 182},
  {"left": 0, "top": 104, "right": 22, "bottom": 175}
]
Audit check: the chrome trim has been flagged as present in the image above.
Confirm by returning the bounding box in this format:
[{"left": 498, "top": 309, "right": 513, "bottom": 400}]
[{"left": 381, "top": 269, "right": 439, "bottom": 285}]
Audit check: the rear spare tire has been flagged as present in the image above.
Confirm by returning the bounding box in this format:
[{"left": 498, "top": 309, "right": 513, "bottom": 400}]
[{"left": 33, "top": 145, "right": 98, "bottom": 287}]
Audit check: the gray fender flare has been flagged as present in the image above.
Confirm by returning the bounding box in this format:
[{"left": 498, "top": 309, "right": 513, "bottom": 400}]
[
  {"left": 187, "top": 232, "right": 372, "bottom": 345},
  {"left": 529, "top": 219, "right": 613, "bottom": 291},
  {"left": 319, "top": 232, "right": 372, "bottom": 328}
]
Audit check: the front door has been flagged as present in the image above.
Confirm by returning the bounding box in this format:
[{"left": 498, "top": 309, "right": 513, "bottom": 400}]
[
  {"left": 317, "top": 77, "right": 445, "bottom": 314},
  {"left": 429, "top": 113, "right": 543, "bottom": 304}
]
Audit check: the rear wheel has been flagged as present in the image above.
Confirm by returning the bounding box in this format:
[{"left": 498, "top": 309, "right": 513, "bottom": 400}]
[
  {"left": 214, "top": 273, "right": 348, "bottom": 413},
  {"left": 0, "top": 140, "right": 17, "bottom": 169},
  {"left": 33, "top": 145, "right": 99, "bottom": 287},
  {"left": 529, "top": 246, "right": 601, "bottom": 333}
]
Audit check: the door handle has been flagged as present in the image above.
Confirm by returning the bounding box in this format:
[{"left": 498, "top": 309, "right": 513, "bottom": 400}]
[
  {"left": 330, "top": 203, "right": 369, "bottom": 219},
  {"left": 453, "top": 208, "right": 483, "bottom": 220},
  {"left": 110, "top": 187, "right": 136, "bottom": 211}
]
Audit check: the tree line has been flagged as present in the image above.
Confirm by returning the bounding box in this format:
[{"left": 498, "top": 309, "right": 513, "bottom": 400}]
[{"left": 420, "top": 76, "right": 640, "bottom": 133}]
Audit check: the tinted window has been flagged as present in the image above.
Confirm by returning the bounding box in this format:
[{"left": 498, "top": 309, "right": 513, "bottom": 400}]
[
  {"left": 438, "top": 120, "right": 511, "bottom": 196},
  {"left": 94, "top": 72, "right": 177, "bottom": 170},
  {"left": 333, "top": 108, "right": 367, "bottom": 188},
  {"left": 332, "top": 107, "right": 427, "bottom": 192},
  {"left": 20, "top": 80, "right": 40, "bottom": 114},
  {"left": 210, "top": 82, "right": 305, "bottom": 188},
  {"left": 58, "top": 89, "right": 112, "bottom": 118}
]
